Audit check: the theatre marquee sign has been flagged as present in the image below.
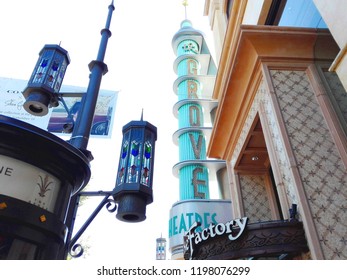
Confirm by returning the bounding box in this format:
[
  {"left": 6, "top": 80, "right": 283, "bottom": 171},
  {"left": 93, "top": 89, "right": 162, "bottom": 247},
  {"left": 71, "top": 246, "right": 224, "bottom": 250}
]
[
  {"left": 168, "top": 199, "right": 233, "bottom": 256},
  {"left": 184, "top": 217, "right": 248, "bottom": 260}
]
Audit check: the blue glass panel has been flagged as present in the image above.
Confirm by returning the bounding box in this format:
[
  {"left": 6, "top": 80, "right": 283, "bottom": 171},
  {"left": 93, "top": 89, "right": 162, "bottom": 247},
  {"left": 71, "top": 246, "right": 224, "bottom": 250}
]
[
  {"left": 279, "top": 0, "right": 327, "bottom": 28},
  {"left": 41, "top": 59, "right": 48, "bottom": 67},
  {"left": 52, "top": 61, "right": 59, "bottom": 71}
]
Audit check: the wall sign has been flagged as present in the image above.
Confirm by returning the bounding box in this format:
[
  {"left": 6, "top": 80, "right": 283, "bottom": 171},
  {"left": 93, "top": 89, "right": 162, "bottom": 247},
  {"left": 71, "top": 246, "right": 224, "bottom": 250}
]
[
  {"left": 0, "top": 154, "right": 60, "bottom": 212},
  {"left": 184, "top": 217, "right": 248, "bottom": 260},
  {"left": 169, "top": 199, "right": 232, "bottom": 251}
]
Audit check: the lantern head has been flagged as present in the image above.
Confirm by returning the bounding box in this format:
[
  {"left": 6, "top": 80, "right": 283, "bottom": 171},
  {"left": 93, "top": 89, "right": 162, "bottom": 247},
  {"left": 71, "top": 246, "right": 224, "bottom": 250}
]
[
  {"left": 22, "top": 44, "right": 70, "bottom": 116},
  {"left": 113, "top": 119, "right": 157, "bottom": 222}
]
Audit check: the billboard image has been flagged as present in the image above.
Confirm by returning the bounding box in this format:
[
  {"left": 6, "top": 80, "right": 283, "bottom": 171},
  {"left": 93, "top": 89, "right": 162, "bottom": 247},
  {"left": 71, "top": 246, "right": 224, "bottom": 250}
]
[{"left": 0, "top": 77, "right": 118, "bottom": 137}]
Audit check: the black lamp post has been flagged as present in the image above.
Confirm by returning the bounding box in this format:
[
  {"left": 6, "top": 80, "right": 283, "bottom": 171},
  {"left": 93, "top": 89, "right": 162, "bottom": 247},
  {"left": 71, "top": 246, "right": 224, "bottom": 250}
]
[{"left": 0, "top": 1, "right": 157, "bottom": 260}]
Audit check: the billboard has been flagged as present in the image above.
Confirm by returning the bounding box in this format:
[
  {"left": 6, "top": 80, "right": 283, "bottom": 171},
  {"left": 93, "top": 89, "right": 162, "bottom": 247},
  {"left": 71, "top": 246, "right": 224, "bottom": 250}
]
[
  {"left": 0, "top": 77, "right": 117, "bottom": 137},
  {"left": 0, "top": 77, "right": 50, "bottom": 129}
]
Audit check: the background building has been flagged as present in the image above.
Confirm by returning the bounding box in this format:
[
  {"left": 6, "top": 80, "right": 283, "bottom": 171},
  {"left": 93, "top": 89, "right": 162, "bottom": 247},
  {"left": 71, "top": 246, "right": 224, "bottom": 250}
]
[
  {"left": 156, "top": 235, "right": 167, "bottom": 260},
  {"left": 196, "top": 0, "right": 347, "bottom": 259}
]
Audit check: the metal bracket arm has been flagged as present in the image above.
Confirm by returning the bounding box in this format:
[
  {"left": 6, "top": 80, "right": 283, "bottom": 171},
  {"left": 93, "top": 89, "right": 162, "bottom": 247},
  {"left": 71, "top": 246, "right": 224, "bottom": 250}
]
[{"left": 67, "top": 191, "right": 116, "bottom": 258}]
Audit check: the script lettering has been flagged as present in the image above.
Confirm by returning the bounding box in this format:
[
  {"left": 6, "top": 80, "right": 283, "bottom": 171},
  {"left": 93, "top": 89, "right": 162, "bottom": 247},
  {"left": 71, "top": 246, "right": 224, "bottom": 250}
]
[
  {"left": 184, "top": 217, "right": 249, "bottom": 260},
  {"left": 229, "top": 217, "right": 248, "bottom": 240}
]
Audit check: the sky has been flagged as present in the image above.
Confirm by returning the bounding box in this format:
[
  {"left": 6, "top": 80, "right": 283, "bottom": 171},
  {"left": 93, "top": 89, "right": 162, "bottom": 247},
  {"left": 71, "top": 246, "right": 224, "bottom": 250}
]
[{"left": 0, "top": 0, "right": 215, "bottom": 261}]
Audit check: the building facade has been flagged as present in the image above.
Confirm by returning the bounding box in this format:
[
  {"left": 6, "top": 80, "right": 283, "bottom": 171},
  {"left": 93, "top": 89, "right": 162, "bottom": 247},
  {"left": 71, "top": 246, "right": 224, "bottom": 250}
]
[{"left": 196, "top": 0, "right": 347, "bottom": 259}]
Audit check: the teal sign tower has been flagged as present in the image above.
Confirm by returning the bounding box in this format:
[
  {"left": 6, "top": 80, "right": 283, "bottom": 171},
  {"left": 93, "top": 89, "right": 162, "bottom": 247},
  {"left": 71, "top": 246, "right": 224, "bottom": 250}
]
[
  {"left": 168, "top": 5, "right": 232, "bottom": 259},
  {"left": 171, "top": 18, "right": 219, "bottom": 200}
]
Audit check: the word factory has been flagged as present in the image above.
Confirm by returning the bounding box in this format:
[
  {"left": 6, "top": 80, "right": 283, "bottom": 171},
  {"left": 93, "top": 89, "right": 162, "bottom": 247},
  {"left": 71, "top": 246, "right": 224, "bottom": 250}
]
[{"left": 184, "top": 217, "right": 248, "bottom": 260}]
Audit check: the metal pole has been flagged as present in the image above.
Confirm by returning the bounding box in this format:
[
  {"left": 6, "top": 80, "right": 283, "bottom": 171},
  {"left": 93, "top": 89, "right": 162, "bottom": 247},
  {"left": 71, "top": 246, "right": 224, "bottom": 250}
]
[
  {"left": 61, "top": 1, "right": 115, "bottom": 259},
  {"left": 69, "top": 1, "right": 115, "bottom": 151}
]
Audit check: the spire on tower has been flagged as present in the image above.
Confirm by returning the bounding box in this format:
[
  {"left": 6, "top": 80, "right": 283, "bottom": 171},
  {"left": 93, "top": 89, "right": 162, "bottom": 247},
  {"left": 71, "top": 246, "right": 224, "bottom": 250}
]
[{"left": 182, "top": 0, "right": 188, "bottom": 19}]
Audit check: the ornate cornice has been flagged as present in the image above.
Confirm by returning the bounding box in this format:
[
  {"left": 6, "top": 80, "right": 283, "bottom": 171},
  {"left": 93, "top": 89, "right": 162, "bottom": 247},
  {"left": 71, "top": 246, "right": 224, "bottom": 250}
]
[{"left": 208, "top": 25, "right": 338, "bottom": 160}]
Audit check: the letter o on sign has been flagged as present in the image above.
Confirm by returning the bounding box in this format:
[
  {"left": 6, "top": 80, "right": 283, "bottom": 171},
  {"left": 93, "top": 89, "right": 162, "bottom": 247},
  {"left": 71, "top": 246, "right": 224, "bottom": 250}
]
[{"left": 215, "top": 223, "right": 226, "bottom": 235}]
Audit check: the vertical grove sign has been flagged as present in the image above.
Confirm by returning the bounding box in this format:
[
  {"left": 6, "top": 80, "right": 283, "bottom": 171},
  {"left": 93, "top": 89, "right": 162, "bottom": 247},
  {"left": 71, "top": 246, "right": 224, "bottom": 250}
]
[{"left": 0, "top": 154, "right": 60, "bottom": 212}]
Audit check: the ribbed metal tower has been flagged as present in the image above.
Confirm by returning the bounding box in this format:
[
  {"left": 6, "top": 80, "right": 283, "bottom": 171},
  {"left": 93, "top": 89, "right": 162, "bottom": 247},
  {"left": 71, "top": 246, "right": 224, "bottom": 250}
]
[
  {"left": 168, "top": 15, "right": 229, "bottom": 259},
  {"left": 171, "top": 19, "right": 219, "bottom": 200}
]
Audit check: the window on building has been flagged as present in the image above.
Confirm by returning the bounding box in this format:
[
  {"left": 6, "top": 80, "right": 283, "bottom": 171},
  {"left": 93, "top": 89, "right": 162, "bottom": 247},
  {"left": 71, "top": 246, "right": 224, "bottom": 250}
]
[
  {"left": 266, "top": 0, "right": 327, "bottom": 28},
  {"left": 279, "top": 0, "right": 327, "bottom": 28}
]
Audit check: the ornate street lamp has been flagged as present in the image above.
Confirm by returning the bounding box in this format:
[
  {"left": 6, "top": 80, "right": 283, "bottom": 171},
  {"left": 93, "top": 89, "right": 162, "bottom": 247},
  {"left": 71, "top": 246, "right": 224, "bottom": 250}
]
[
  {"left": 22, "top": 45, "right": 70, "bottom": 116},
  {"left": 114, "top": 116, "right": 157, "bottom": 222},
  {"left": 68, "top": 116, "right": 157, "bottom": 258}
]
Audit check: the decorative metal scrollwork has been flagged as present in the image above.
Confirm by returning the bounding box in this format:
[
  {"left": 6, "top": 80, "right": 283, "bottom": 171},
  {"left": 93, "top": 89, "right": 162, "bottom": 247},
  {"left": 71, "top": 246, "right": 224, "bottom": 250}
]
[
  {"left": 68, "top": 192, "right": 117, "bottom": 258},
  {"left": 69, "top": 243, "right": 84, "bottom": 258},
  {"left": 106, "top": 198, "right": 117, "bottom": 213}
]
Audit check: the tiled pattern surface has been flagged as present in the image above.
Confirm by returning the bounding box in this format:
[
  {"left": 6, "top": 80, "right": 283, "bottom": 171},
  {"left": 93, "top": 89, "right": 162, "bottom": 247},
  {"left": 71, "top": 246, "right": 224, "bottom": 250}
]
[
  {"left": 230, "top": 70, "right": 347, "bottom": 259},
  {"left": 323, "top": 71, "right": 347, "bottom": 135},
  {"left": 270, "top": 70, "right": 347, "bottom": 260},
  {"left": 239, "top": 174, "right": 272, "bottom": 223},
  {"left": 231, "top": 80, "right": 264, "bottom": 167},
  {"left": 232, "top": 79, "right": 297, "bottom": 217},
  {"left": 261, "top": 82, "right": 298, "bottom": 208}
]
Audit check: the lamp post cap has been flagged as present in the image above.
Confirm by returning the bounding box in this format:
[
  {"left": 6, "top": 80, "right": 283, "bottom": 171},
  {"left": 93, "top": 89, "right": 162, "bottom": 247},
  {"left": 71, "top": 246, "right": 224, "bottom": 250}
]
[
  {"left": 122, "top": 120, "right": 157, "bottom": 136},
  {"left": 39, "top": 44, "right": 71, "bottom": 64}
]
